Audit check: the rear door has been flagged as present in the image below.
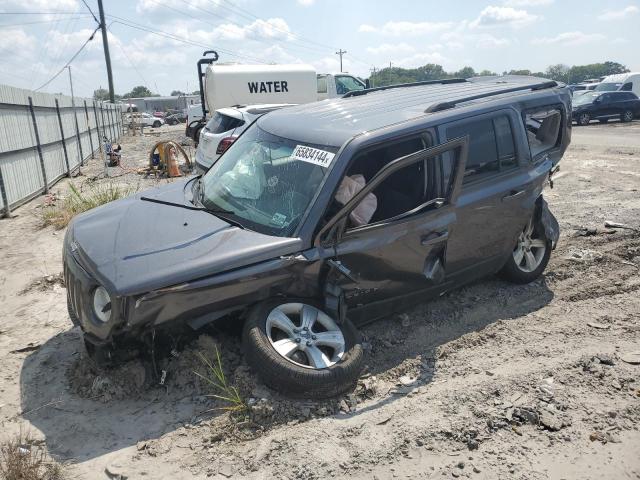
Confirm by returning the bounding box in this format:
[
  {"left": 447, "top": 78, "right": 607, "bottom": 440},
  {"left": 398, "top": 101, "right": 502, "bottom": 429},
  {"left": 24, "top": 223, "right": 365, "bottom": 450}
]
[
  {"left": 319, "top": 137, "right": 468, "bottom": 320},
  {"left": 439, "top": 107, "right": 560, "bottom": 279}
]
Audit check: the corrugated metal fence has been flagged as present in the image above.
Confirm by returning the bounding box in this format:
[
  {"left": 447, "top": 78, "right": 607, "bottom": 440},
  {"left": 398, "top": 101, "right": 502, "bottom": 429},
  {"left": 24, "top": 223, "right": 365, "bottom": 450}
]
[{"left": 0, "top": 84, "right": 123, "bottom": 217}]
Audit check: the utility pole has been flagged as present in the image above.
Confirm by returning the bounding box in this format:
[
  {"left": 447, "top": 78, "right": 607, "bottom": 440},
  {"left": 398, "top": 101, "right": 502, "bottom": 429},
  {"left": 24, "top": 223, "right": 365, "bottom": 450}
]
[
  {"left": 67, "top": 66, "right": 83, "bottom": 168},
  {"left": 389, "top": 62, "right": 393, "bottom": 69},
  {"left": 369, "top": 66, "right": 377, "bottom": 88},
  {"left": 97, "top": 0, "right": 115, "bottom": 103},
  {"left": 335, "top": 49, "right": 347, "bottom": 72}
]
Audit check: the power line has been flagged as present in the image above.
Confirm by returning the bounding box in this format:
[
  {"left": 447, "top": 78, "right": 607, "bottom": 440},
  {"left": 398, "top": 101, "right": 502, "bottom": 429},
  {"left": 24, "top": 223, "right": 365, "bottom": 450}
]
[
  {"left": 216, "top": 0, "right": 337, "bottom": 52},
  {"left": 107, "top": 15, "right": 268, "bottom": 64},
  {"left": 31, "top": 6, "right": 81, "bottom": 90},
  {"left": 0, "top": 11, "right": 83, "bottom": 15},
  {"left": 214, "top": 0, "right": 372, "bottom": 68},
  {"left": 107, "top": 24, "right": 150, "bottom": 89},
  {"left": 0, "top": 16, "right": 90, "bottom": 27},
  {"left": 35, "top": 25, "right": 100, "bottom": 91},
  {"left": 80, "top": 0, "right": 99, "bottom": 24},
  {"left": 166, "top": 0, "right": 334, "bottom": 57}
]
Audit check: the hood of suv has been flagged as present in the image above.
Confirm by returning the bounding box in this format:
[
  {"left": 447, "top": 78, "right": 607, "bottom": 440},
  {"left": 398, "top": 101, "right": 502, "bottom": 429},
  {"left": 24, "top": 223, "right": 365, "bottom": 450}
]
[{"left": 67, "top": 178, "right": 302, "bottom": 296}]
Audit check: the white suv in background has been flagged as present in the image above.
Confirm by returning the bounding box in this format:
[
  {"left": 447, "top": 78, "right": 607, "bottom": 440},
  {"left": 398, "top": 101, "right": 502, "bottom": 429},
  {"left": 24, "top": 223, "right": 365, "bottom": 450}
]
[
  {"left": 124, "top": 112, "right": 165, "bottom": 128},
  {"left": 194, "top": 104, "right": 293, "bottom": 174}
]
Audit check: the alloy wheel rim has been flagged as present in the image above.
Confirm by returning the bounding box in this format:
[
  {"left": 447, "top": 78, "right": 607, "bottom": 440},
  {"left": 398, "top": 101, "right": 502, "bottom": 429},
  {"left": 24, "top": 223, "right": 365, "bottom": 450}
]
[
  {"left": 265, "top": 303, "right": 345, "bottom": 370},
  {"left": 580, "top": 114, "right": 589, "bottom": 124},
  {"left": 624, "top": 111, "right": 633, "bottom": 121},
  {"left": 512, "top": 219, "right": 546, "bottom": 273}
]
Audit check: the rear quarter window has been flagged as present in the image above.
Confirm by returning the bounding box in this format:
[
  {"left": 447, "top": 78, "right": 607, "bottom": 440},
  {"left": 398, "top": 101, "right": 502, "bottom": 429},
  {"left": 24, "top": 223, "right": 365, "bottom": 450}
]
[
  {"left": 523, "top": 107, "right": 562, "bottom": 160},
  {"left": 206, "top": 112, "right": 244, "bottom": 134}
]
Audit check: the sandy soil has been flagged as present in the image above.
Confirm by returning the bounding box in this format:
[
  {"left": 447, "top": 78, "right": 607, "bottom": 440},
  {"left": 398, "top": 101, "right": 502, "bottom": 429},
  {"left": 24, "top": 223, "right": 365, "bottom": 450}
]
[{"left": 1, "top": 121, "right": 639, "bottom": 480}]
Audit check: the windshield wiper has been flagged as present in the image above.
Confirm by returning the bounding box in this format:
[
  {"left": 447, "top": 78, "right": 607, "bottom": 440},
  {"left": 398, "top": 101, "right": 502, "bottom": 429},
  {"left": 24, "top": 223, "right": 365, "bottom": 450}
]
[{"left": 141, "top": 196, "right": 234, "bottom": 214}]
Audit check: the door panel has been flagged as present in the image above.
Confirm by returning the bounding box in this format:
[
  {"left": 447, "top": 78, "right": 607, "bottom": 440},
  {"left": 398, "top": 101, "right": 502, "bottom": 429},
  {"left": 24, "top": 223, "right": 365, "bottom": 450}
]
[
  {"left": 316, "top": 137, "right": 468, "bottom": 319},
  {"left": 441, "top": 110, "right": 550, "bottom": 278},
  {"left": 335, "top": 207, "right": 456, "bottom": 308}
]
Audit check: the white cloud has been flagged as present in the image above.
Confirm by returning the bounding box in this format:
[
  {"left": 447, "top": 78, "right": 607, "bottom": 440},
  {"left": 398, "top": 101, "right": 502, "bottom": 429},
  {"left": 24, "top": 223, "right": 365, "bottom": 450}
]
[
  {"left": 531, "top": 31, "right": 605, "bottom": 46},
  {"left": 503, "top": 0, "right": 553, "bottom": 6},
  {"left": 394, "top": 51, "right": 449, "bottom": 69},
  {"left": 136, "top": 0, "right": 214, "bottom": 14},
  {"left": 471, "top": 6, "right": 538, "bottom": 28},
  {"left": 1, "top": 0, "right": 77, "bottom": 11},
  {"left": 358, "top": 20, "right": 454, "bottom": 36},
  {"left": 297, "top": 0, "right": 315, "bottom": 5},
  {"left": 475, "top": 34, "right": 511, "bottom": 47},
  {"left": 598, "top": 5, "right": 639, "bottom": 20},
  {"left": 442, "top": 25, "right": 511, "bottom": 50},
  {"left": 366, "top": 43, "right": 416, "bottom": 55},
  {"left": 0, "top": 28, "right": 37, "bottom": 58},
  {"left": 163, "top": 17, "right": 293, "bottom": 44}
]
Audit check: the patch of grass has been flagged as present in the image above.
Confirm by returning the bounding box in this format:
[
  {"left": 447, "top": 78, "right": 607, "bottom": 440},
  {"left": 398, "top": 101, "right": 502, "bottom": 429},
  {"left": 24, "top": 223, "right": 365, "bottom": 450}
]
[
  {"left": 194, "top": 348, "right": 248, "bottom": 415},
  {"left": 41, "top": 182, "right": 138, "bottom": 229},
  {"left": 0, "top": 432, "right": 65, "bottom": 480}
]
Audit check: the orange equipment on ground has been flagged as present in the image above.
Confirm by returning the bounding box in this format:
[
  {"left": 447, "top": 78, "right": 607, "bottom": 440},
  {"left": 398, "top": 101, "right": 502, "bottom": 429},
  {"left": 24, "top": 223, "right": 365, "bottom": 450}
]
[{"left": 147, "top": 141, "right": 193, "bottom": 177}]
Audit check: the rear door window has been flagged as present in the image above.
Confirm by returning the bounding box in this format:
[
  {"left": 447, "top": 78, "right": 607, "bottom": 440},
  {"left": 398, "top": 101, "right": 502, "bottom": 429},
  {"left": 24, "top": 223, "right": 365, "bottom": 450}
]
[
  {"left": 523, "top": 107, "right": 562, "bottom": 160},
  {"left": 206, "top": 112, "right": 244, "bottom": 134},
  {"left": 446, "top": 114, "right": 517, "bottom": 184}
]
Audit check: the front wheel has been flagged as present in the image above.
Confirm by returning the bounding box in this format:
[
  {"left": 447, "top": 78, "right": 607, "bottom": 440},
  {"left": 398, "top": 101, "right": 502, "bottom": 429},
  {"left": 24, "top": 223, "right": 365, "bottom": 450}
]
[
  {"left": 243, "top": 300, "right": 364, "bottom": 398},
  {"left": 621, "top": 110, "right": 634, "bottom": 123},
  {"left": 499, "top": 216, "right": 551, "bottom": 284},
  {"left": 577, "top": 112, "right": 591, "bottom": 126},
  {"left": 153, "top": 120, "right": 161, "bottom": 128}
]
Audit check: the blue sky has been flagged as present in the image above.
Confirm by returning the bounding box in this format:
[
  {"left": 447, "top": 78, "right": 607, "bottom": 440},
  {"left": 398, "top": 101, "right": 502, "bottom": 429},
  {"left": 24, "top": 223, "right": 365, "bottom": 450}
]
[{"left": 0, "top": 0, "right": 638, "bottom": 97}]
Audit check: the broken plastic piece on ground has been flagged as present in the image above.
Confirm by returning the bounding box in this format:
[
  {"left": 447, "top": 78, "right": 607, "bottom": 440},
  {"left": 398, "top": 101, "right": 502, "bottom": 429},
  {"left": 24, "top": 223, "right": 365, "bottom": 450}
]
[{"left": 604, "top": 220, "right": 639, "bottom": 232}]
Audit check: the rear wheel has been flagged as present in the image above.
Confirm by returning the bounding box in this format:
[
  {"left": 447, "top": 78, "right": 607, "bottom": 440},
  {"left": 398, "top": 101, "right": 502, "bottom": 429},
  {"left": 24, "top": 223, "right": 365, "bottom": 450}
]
[
  {"left": 153, "top": 120, "right": 161, "bottom": 128},
  {"left": 499, "top": 216, "right": 551, "bottom": 284},
  {"left": 243, "top": 300, "right": 364, "bottom": 398},
  {"left": 621, "top": 110, "right": 634, "bottom": 123},
  {"left": 577, "top": 113, "right": 591, "bottom": 126}
]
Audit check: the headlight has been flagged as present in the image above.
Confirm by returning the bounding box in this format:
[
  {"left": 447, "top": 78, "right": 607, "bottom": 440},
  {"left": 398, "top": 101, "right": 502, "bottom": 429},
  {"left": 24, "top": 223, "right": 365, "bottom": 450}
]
[{"left": 92, "top": 286, "right": 112, "bottom": 323}]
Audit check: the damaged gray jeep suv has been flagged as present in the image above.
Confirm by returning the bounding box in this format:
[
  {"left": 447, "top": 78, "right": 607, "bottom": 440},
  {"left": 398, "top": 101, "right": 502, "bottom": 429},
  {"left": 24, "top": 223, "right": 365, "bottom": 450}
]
[{"left": 64, "top": 76, "right": 570, "bottom": 397}]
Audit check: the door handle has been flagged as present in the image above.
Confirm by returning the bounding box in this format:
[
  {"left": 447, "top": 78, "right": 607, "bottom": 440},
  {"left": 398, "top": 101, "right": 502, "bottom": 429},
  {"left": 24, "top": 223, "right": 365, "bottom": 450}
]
[
  {"left": 421, "top": 230, "right": 449, "bottom": 246},
  {"left": 502, "top": 189, "right": 525, "bottom": 201}
]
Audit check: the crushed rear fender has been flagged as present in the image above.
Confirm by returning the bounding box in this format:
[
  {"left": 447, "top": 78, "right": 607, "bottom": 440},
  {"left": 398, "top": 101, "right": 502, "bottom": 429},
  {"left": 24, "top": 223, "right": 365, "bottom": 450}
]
[{"left": 537, "top": 196, "right": 559, "bottom": 249}]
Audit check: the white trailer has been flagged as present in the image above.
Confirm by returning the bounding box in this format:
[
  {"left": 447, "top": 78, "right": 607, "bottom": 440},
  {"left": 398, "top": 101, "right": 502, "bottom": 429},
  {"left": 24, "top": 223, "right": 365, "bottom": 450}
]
[
  {"left": 595, "top": 72, "right": 640, "bottom": 97},
  {"left": 187, "top": 52, "right": 367, "bottom": 141}
]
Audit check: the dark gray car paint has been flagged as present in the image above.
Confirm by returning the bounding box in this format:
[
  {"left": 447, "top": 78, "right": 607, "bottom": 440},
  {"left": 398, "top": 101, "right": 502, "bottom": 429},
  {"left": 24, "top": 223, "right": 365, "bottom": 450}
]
[{"left": 64, "top": 77, "right": 571, "bottom": 345}]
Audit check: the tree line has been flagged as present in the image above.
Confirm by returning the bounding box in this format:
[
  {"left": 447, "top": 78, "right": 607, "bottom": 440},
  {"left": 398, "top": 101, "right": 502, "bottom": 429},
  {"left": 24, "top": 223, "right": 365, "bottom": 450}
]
[
  {"left": 368, "top": 61, "right": 630, "bottom": 87},
  {"left": 93, "top": 86, "right": 200, "bottom": 101},
  {"left": 93, "top": 60, "right": 630, "bottom": 100}
]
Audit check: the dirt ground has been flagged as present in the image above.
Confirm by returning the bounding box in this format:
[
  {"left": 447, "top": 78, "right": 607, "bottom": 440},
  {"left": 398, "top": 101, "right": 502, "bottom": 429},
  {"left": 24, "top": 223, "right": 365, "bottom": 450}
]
[{"left": 1, "top": 120, "right": 639, "bottom": 480}]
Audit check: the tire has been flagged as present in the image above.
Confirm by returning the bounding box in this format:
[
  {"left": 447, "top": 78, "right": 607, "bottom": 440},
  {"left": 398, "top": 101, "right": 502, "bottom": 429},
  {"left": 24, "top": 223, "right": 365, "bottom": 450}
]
[
  {"left": 621, "top": 110, "right": 634, "bottom": 123},
  {"left": 153, "top": 120, "right": 161, "bottom": 128},
  {"left": 499, "top": 215, "right": 551, "bottom": 284},
  {"left": 598, "top": 118, "right": 609, "bottom": 124},
  {"left": 577, "top": 112, "right": 591, "bottom": 126},
  {"left": 193, "top": 126, "right": 204, "bottom": 147},
  {"left": 243, "top": 299, "right": 364, "bottom": 398},
  {"left": 67, "top": 295, "right": 80, "bottom": 326}
]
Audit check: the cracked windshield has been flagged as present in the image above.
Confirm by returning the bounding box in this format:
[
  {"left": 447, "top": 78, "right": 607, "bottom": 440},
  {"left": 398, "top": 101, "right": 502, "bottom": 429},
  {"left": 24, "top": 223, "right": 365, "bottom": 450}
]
[{"left": 200, "top": 126, "right": 336, "bottom": 236}]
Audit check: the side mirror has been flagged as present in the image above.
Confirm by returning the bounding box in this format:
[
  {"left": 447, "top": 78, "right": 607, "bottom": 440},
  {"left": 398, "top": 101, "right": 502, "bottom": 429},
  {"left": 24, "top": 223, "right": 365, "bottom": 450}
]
[{"left": 594, "top": 97, "right": 602, "bottom": 103}]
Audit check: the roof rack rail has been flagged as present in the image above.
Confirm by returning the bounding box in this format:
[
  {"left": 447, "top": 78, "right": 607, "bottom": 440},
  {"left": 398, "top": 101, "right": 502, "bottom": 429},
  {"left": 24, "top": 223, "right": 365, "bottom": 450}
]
[
  {"left": 343, "top": 78, "right": 467, "bottom": 98},
  {"left": 425, "top": 80, "right": 558, "bottom": 113}
]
